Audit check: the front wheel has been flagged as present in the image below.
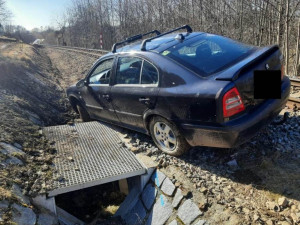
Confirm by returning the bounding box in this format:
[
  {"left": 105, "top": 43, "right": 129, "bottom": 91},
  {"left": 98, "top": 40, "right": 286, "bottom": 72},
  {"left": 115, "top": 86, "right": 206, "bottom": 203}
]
[
  {"left": 149, "top": 116, "right": 190, "bottom": 156},
  {"left": 76, "top": 104, "right": 91, "bottom": 122}
]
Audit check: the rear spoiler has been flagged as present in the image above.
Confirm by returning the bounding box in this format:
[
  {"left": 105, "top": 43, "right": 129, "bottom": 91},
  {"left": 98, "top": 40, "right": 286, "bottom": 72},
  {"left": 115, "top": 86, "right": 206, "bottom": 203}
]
[{"left": 215, "top": 45, "right": 279, "bottom": 81}]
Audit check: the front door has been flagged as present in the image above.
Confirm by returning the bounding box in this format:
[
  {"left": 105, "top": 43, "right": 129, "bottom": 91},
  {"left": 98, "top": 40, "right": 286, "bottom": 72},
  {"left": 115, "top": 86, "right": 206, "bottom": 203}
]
[
  {"left": 110, "top": 56, "right": 160, "bottom": 131},
  {"left": 82, "top": 58, "right": 119, "bottom": 123}
]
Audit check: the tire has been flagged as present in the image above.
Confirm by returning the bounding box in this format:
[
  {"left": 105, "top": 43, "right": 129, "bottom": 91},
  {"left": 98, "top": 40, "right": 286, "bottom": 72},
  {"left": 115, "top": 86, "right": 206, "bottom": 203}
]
[
  {"left": 149, "top": 116, "right": 190, "bottom": 156},
  {"left": 76, "top": 104, "right": 91, "bottom": 122}
]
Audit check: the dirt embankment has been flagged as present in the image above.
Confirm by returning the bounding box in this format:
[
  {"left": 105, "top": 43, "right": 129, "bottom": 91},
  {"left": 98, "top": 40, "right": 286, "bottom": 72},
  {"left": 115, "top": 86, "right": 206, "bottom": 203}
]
[
  {"left": 0, "top": 43, "right": 70, "bottom": 141},
  {"left": 41, "top": 47, "right": 97, "bottom": 89},
  {"left": 0, "top": 42, "right": 97, "bottom": 224}
]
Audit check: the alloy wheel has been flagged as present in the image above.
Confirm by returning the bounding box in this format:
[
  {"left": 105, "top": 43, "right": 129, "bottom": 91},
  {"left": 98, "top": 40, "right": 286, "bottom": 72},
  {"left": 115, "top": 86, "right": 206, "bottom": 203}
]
[{"left": 153, "top": 122, "right": 177, "bottom": 151}]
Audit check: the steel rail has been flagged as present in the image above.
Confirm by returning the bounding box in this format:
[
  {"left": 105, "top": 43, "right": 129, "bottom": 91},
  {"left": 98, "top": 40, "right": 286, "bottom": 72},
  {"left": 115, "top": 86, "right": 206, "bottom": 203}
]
[
  {"left": 290, "top": 78, "right": 300, "bottom": 87},
  {"left": 40, "top": 44, "right": 109, "bottom": 58},
  {"left": 288, "top": 78, "right": 300, "bottom": 108}
]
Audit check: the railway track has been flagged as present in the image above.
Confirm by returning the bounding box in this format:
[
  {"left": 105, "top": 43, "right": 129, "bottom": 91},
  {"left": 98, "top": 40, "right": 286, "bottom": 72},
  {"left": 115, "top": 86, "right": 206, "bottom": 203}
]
[
  {"left": 40, "top": 44, "right": 109, "bottom": 58},
  {"left": 288, "top": 77, "right": 300, "bottom": 109}
]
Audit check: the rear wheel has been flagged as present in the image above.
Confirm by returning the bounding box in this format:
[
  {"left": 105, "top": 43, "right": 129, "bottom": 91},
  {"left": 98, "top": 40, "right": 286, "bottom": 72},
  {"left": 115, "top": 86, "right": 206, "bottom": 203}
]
[
  {"left": 76, "top": 104, "right": 91, "bottom": 122},
  {"left": 149, "top": 116, "right": 190, "bottom": 156}
]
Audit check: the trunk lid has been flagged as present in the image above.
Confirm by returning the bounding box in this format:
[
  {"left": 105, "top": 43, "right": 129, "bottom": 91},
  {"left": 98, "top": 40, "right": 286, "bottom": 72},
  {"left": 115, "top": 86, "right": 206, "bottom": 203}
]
[{"left": 214, "top": 45, "right": 281, "bottom": 111}]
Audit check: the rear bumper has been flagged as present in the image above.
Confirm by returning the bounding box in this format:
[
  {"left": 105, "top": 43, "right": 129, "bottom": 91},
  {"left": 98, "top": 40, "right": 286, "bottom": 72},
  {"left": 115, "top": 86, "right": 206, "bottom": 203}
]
[{"left": 181, "top": 76, "right": 291, "bottom": 148}]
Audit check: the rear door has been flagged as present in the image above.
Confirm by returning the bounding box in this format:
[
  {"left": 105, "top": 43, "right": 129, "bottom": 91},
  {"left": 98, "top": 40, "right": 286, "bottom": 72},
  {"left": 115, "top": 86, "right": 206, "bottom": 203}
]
[
  {"left": 110, "top": 55, "right": 160, "bottom": 131},
  {"left": 82, "top": 57, "right": 119, "bottom": 123}
]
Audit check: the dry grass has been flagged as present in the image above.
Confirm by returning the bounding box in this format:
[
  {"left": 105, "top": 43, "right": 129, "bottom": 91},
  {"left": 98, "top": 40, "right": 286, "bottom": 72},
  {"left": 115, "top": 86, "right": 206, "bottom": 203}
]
[
  {"left": 254, "top": 154, "right": 300, "bottom": 204},
  {"left": 0, "top": 43, "right": 33, "bottom": 61},
  {"left": 0, "top": 187, "right": 12, "bottom": 200},
  {"left": 103, "top": 205, "right": 119, "bottom": 215}
]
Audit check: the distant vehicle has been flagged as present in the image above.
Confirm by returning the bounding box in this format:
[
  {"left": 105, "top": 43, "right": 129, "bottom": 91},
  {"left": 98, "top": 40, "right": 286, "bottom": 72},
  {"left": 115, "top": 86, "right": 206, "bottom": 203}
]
[
  {"left": 67, "top": 25, "right": 290, "bottom": 156},
  {"left": 32, "top": 39, "right": 44, "bottom": 45}
]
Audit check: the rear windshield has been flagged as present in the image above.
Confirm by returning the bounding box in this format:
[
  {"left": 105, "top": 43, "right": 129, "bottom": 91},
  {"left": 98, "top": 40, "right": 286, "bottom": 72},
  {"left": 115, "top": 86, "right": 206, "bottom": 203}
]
[{"left": 161, "top": 34, "right": 256, "bottom": 76}]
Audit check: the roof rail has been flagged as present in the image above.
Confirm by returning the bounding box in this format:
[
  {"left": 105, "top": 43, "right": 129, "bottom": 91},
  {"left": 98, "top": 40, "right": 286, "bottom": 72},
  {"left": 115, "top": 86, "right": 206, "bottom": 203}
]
[
  {"left": 111, "top": 30, "right": 161, "bottom": 53},
  {"left": 140, "top": 25, "right": 192, "bottom": 51}
]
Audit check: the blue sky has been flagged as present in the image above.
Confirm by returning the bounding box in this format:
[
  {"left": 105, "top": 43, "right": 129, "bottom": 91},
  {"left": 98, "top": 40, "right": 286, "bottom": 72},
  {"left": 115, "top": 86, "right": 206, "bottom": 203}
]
[{"left": 6, "top": 0, "right": 72, "bottom": 30}]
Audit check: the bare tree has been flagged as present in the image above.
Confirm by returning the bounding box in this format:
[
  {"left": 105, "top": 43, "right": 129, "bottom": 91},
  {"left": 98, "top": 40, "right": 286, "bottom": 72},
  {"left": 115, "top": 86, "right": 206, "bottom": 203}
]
[
  {"left": 43, "top": 0, "right": 300, "bottom": 76},
  {"left": 0, "top": 0, "right": 12, "bottom": 23}
]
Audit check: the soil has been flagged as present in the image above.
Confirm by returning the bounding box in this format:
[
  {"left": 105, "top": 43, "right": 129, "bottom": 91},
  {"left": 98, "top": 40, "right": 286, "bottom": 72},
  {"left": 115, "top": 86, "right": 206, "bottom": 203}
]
[{"left": 0, "top": 42, "right": 98, "bottom": 224}]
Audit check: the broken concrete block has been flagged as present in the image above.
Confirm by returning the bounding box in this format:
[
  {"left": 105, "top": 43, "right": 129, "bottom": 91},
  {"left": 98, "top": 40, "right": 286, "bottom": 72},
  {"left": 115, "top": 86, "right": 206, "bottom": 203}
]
[
  {"left": 172, "top": 188, "right": 183, "bottom": 208},
  {"left": 11, "top": 184, "right": 30, "bottom": 205},
  {"left": 227, "top": 159, "right": 238, "bottom": 169},
  {"left": 12, "top": 203, "right": 36, "bottom": 225},
  {"left": 0, "top": 200, "right": 9, "bottom": 209},
  {"left": 0, "top": 142, "right": 25, "bottom": 155},
  {"left": 146, "top": 195, "right": 173, "bottom": 225},
  {"left": 0, "top": 200, "right": 9, "bottom": 222},
  {"left": 37, "top": 212, "right": 58, "bottom": 225},
  {"left": 142, "top": 183, "right": 157, "bottom": 210},
  {"left": 5, "top": 156, "right": 24, "bottom": 166},
  {"left": 151, "top": 170, "right": 166, "bottom": 187},
  {"left": 161, "top": 177, "right": 176, "bottom": 196},
  {"left": 177, "top": 199, "right": 203, "bottom": 225}
]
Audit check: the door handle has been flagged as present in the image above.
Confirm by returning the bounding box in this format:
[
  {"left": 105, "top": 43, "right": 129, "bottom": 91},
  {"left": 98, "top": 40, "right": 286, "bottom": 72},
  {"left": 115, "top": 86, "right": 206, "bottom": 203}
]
[
  {"left": 139, "top": 97, "right": 150, "bottom": 102},
  {"left": 139, "top": 97, "right": 151, "bottom": 105}
]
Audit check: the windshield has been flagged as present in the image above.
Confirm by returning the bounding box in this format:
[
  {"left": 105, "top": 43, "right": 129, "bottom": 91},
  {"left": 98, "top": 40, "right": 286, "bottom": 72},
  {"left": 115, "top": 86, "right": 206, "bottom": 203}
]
[{"left": 161, "top": 34, "right": 256, "bottom": 77}]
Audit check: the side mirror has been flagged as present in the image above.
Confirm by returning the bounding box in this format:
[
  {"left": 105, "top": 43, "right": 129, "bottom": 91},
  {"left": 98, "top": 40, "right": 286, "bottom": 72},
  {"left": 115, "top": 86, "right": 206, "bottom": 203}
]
[{"left": 76, "top": 79, "right": 86, "bottom": 88}]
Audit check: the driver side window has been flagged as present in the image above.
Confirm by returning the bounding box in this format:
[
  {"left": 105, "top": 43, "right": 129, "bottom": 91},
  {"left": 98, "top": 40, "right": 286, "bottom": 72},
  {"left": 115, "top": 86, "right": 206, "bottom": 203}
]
[{"left": 89, "top": 58, "right": 114, "bottom": 85}]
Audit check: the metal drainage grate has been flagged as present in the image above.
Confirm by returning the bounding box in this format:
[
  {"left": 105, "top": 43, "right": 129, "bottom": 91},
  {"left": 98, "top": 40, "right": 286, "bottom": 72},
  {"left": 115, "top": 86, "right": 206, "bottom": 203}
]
[{"left": 43, "top": 121, "right": 146, "bottom": 196}]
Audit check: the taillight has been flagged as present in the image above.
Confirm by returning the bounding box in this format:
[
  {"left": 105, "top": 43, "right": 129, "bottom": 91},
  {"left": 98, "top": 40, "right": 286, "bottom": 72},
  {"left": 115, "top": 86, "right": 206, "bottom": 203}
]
[
  {"left": 223, "top": 87, "right": 245, "bottom": 118},
  {"left": 281, "top": 64, "right": 284, "bottom": 80}
]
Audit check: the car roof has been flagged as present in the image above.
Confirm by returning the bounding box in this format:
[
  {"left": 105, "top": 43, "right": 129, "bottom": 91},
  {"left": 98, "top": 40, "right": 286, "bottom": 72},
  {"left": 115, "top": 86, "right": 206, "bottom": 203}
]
[{"left": 100, "top": 32, "right": 204, "bottom": 59}]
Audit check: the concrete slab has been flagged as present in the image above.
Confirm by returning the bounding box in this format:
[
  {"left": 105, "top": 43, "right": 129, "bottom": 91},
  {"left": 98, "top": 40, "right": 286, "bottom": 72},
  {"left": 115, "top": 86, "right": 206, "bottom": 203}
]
[
  {"left": 146, "top": 195, "right": 173, "bottom": 225},
  {"left": 161, "top": 177, "right": 176, "bottom": 196},
  {"left": 172, "top": 188, "right": 183, "bottom": 208},
  {"left": 177, "top": 199, "right": 203, "bottom": 225}
]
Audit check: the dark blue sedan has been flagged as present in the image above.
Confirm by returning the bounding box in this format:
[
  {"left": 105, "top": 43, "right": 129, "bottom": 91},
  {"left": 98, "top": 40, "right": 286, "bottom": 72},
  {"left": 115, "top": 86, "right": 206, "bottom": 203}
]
[{"left": 67, "top": 25, "right": 290, "bottom": 156}]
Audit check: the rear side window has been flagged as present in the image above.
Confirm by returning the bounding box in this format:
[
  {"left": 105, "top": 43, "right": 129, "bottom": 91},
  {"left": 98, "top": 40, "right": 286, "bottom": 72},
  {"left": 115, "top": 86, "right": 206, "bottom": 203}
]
[
  {"left": 116, "top": 57, "right": 158, "bottom": 85},
  {"left": 161, "top": 35, "right": 255, "bottom": 76},
  {"left": 141, "top": 61, "right": 158, "bottom": 84}
]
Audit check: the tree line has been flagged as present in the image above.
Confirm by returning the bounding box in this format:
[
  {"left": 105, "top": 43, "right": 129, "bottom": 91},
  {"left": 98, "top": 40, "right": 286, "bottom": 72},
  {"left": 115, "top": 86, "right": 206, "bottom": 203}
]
[
  {"left": 0, "top": 0, "right": 10, "bottom": 24},
  {"left": 1, "top": 0, "right": 300, "bottom": 75},
  {"left": 55, "top": 0, "right": 300, "bottom": 76}
]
